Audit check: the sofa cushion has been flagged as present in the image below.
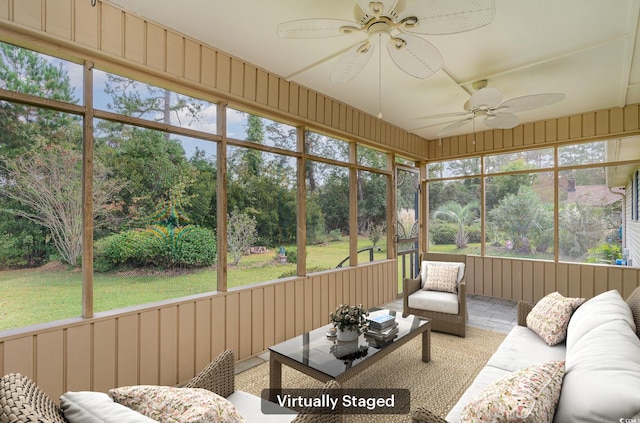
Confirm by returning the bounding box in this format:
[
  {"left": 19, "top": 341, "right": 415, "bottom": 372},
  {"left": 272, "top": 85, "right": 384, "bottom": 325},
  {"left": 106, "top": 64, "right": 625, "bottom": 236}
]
[
  {"left": 487, "top": 325, "right": 567, "bottom": 373},
  {"left": 526, "top": 292, "right": 584, "bottom": 346},
  {"left": 227, "top": 390, "right": 297, "bottom": 423},
  {"left": 60, "top": 391, "right": 157, "bottom": 422},
  {"left": 566, "top": 289, "right": 636, "bottom": 353},
  {"left": 422, "top": 265, "right": 459, "bottom": 293},
  {"left": 420, "top": 260, "right": 465, "bottom": 288},
  {"left": 408, "top": 290, "right": 459, "bottom": 314},
  {"left": 554, "top": 318, "right": 640, "bottom": 422},
  {"left": 109, "top": 385, "right": 246, "bottom": 423},
  {"left": 459, "top": 360, "right": 565, "bottom": 423}
]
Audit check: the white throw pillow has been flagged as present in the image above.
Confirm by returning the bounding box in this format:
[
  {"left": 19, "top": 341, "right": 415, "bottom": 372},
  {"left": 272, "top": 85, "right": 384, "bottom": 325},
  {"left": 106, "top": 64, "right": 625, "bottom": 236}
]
[{"left": 60, "top": 391, "right": 158, "bottom": 422}]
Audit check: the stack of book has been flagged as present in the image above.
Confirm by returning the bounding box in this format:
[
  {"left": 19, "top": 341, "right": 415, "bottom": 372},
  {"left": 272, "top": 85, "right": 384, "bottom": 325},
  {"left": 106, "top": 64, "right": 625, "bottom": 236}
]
[{"left": 364, "top": 314, "right": 398, "bottom": 345}]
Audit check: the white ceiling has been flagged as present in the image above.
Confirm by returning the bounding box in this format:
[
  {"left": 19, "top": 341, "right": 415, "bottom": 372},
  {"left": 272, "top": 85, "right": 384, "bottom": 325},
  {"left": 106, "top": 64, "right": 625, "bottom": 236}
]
[{"left": 109, "top": 0, "right": 640, "bottom": 141}]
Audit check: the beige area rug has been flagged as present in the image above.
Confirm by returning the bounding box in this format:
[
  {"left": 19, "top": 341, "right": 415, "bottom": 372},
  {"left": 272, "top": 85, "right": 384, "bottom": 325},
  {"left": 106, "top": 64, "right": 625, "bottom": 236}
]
[{"left": 236, "top": 326, "right": 506, "bottom": 422}]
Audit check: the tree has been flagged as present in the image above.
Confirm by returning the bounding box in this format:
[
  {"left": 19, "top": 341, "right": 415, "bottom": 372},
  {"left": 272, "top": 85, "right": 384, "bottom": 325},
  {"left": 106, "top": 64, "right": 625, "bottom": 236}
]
[
  {"left": 433, "top": 201, "right": 480, "bottom": 248},
  {"left": 227, "top": 210, "right": 258, "bottom": 266},
  {"left": 487, "top": 187, "right": 552, "bottom": 253},
  {"left": 0, "top": 143, "right": 123, "bottom": 266}
]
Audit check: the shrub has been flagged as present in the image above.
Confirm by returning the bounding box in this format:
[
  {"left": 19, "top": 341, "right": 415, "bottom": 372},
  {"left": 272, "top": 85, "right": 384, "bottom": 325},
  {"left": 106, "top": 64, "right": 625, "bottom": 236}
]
[
  {"left": 585, "top": 243, "right": 622, "bottom": 264},
  {"left": 285, "top": 247, "right": 297, "bottom": 264},
  {"left": 94, "top": 225, "right": 216, "bottom": 271}
]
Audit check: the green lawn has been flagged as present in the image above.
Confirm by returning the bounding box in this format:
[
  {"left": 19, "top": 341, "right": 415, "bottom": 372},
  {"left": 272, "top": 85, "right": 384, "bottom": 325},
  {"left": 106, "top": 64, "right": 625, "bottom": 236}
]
[{"left": 0, "top": 237, "right": 389, "bottom": 331}]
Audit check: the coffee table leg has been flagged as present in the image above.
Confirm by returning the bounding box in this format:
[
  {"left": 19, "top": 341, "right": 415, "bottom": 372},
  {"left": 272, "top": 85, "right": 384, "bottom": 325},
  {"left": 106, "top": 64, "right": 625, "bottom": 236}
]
[
  {"left": 269, "top": 354, "right": 282, "bottom": 402},
  {"left": 421, "top": 327, "right": 431, "bottom": 362}
]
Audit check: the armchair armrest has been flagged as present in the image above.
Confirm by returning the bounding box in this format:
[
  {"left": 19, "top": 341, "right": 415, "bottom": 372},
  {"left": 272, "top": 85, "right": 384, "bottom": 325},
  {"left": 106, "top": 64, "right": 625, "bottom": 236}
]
[
  {"left": 411, "top": 407, "right": 448, "bottom": 423},
  {"left": 403, "top": 275, "right": 422, "bottom": 311},
  {"left": 181, "top": 349, "right": 235, "bottom": 398},
  {"left": 517, "top": 300, "right": 535, "bottom": 327},
  {"left": 404, "top": 275, "right": 421, "bottom": 296}
]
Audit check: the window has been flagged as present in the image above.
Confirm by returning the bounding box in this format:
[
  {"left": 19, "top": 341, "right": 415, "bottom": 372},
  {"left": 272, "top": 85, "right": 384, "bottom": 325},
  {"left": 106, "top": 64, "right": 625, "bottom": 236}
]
[
  {"left": 227, "top": 145, "right": 297, "bottom": 286},
  {"left": 428, "top": 179, "right": 481, "bottom": 255},
  {"left": 357, "top": 170, "right": 388, "bottom": 263},
  {"left": 227, "top": 108, "right": 297, "bottom": 151},
  {"left": 306, "top": 161, "right": 350, "bottom": 272}
]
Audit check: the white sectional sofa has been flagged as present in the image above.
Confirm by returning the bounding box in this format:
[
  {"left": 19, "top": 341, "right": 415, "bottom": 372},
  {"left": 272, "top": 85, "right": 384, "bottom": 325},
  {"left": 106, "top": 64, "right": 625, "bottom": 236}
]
[{"left": 412, "top": 287, "right": 640, "bottom": 423}]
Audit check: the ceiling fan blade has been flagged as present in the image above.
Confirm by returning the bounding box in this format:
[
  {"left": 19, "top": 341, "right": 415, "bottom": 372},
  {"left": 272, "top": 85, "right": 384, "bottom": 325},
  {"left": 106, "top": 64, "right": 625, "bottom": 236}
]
[
  {"left": 498, "top": 93, "right": 566, "bottom": 113},
  {"left": 484, "top": 112, "right": 520, "bottom": 129},
  {"left": 278, "top": 19, "right": 360, "bottom": 39},
  {"left": 386, "top": 34, "right": 444, "bottom": 79},
  {"left": 468, "top": 87, "right": 502, "bottom": 110},
  {"left": 330, "top": 41, "right": 374, "bottom": 83},
  {"left": 399, "top": 0, "right": 495, "bottom": 35},
  {"left": 437, "top": 117, "right": 474, "bottom": 136},
  {"left": 356, "top": 0, "right": 398, "bottom": 17}
]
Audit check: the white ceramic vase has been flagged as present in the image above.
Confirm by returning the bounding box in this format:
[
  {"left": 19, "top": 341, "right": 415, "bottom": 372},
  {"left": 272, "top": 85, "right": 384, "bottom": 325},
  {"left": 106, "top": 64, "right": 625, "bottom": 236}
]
[{"left": 336, "top": 328, "right": 359, "bottom": 342}]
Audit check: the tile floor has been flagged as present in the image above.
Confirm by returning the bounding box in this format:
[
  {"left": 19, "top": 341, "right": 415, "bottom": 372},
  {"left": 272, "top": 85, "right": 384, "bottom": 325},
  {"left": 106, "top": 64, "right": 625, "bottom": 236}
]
[{"left": 235, "top": 294, "right": 518, "bottom": 374}]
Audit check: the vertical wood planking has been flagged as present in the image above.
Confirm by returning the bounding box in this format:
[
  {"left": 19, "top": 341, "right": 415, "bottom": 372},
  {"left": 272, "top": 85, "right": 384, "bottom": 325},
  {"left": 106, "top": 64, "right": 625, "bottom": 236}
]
[
  {"left": 45, "top": 0, "right": 72, "bottom": 40},
  {"left": 117, "top": 315, "right": 139, "bottom": 387},
  {"left": 93, "top": 320, "right": 116, "bottom": 392},
  {"left": 159, "top": 307, "right": 178, "bottom": 385},
  {"left": 251, "top": 289, "right": 264, "bottom": 355},
  {"left": 210, "top": 296, "right": 226, "bottom": 358},
  {"left": 66, "top": 325, "right": 91, "bottom": 391},
  {"left": 99, "top": 3, "right": 122, "bottom": 57},
  {"left": 194, "top": 299, "right": 211, "bottom": 373},
  {"left": 139, "top": 310, "right": 160, "bottom": 385},
  {"left": 124, "top": 13, "right": 144, "bottom": 63},
  {"left": 13, "top": 0, "right": 41, "bottom": 30},
  {"left": 177, "top": 303, "right": 195, "bottom": 383},
  {"left": 74, "top": 0, "right": 98, "bottom": 48},
  {"left": 35, "top": 331, "right": 63, "bottom": 401},
  {"left": 238, "top": 291, "right": 252, "bottom": 359}
]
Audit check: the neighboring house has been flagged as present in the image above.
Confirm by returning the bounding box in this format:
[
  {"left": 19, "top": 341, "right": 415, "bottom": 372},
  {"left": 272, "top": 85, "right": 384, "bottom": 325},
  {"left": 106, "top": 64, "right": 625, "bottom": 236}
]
[{"left": 623, "top": 168, "right": 640, "bottom": 266}]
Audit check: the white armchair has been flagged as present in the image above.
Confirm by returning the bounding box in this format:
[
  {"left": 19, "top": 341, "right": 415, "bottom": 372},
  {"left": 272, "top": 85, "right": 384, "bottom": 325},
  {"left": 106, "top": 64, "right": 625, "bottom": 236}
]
[{"left": 403, "top": 252, "right": 468, "bottom": 337}]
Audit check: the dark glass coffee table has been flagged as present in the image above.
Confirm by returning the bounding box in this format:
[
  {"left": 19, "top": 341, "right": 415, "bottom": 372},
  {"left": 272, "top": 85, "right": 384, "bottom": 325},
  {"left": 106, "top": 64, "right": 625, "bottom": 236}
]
[{"left": 268, "top": 309, "right": 431, "bottom": 394}]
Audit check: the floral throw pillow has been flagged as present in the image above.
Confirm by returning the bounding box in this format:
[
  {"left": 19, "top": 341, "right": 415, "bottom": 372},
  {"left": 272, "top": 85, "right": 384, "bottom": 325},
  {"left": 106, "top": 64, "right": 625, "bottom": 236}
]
[
  {"left": 422, "top": 265, "right": 459, "bottom": 293},
  {"left": 460, "top": 360, "right": 566, "bottom": 423},
  {"left": 109, "top": 385, "right": 246, "bottom": 423},
  {"left": 526, "top": 292, "right": 585, "bottom": 346}
]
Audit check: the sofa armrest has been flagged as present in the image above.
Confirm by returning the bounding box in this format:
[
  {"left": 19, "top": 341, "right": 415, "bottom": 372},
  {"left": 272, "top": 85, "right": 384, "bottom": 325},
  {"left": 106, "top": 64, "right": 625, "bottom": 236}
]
[
  {"left": 292, "top": 379, "right": 342, "bottom": 423},
  {"left": 403, "top": 276, "right": 422, "bottom": 311},
  {"left": 411, "top": 407, "right": 448, "bottom": 423},
  {"left": 181, "top": 349, "right": 235, "bottom": 398},
  {"left": 517, "top": 300, "right": 535, "bottom": 327}
]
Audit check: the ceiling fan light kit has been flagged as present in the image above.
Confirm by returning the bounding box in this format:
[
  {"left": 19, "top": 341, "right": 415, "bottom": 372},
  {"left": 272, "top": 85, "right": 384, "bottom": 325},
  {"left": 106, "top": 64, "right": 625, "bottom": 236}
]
[{"left": 278, "top": 0, "right": 495, "bottom": 82}]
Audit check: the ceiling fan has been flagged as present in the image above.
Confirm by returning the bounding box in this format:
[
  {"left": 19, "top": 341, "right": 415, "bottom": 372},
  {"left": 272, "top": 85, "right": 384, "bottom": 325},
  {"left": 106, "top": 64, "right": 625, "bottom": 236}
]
[
  {"left": 277, "top": 0, "right": 495, "bottom": 83},
  {"left": 423, "top": 80, "right": 566, "bottom": 136}
]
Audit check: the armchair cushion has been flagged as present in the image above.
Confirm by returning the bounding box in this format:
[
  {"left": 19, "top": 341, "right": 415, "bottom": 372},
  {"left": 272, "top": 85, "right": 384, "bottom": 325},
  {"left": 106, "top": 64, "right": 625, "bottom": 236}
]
[
  {"left": 422, "top": 265, "right": 460, "bottom": 293},
  {"left": 408, "top": 290, "right": 459, "bottom": 314},
  {"left": 420, "top": 261, "right": 465, "bottom": 288}
]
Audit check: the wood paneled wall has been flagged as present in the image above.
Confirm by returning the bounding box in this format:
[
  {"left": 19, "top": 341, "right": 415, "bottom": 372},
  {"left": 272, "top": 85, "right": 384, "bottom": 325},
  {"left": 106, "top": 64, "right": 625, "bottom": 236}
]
[
  {"left": 0, "top": 0, "right": 427, "bottom": 159},
  {"left": 465, "top": 256, "right": 640, "bottom": 303},
  {"left": 0, "top": 261, "right": 396, "bottom": 401},
  {"left": 428, "top": 105, "right": 640, "bottom": 160}
]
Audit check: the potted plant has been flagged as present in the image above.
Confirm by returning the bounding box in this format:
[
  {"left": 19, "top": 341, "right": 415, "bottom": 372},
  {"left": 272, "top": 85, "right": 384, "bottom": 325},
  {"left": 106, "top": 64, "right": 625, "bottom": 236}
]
[{"left": 329, "top": 304, "right": 369, "bottom": 342}]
